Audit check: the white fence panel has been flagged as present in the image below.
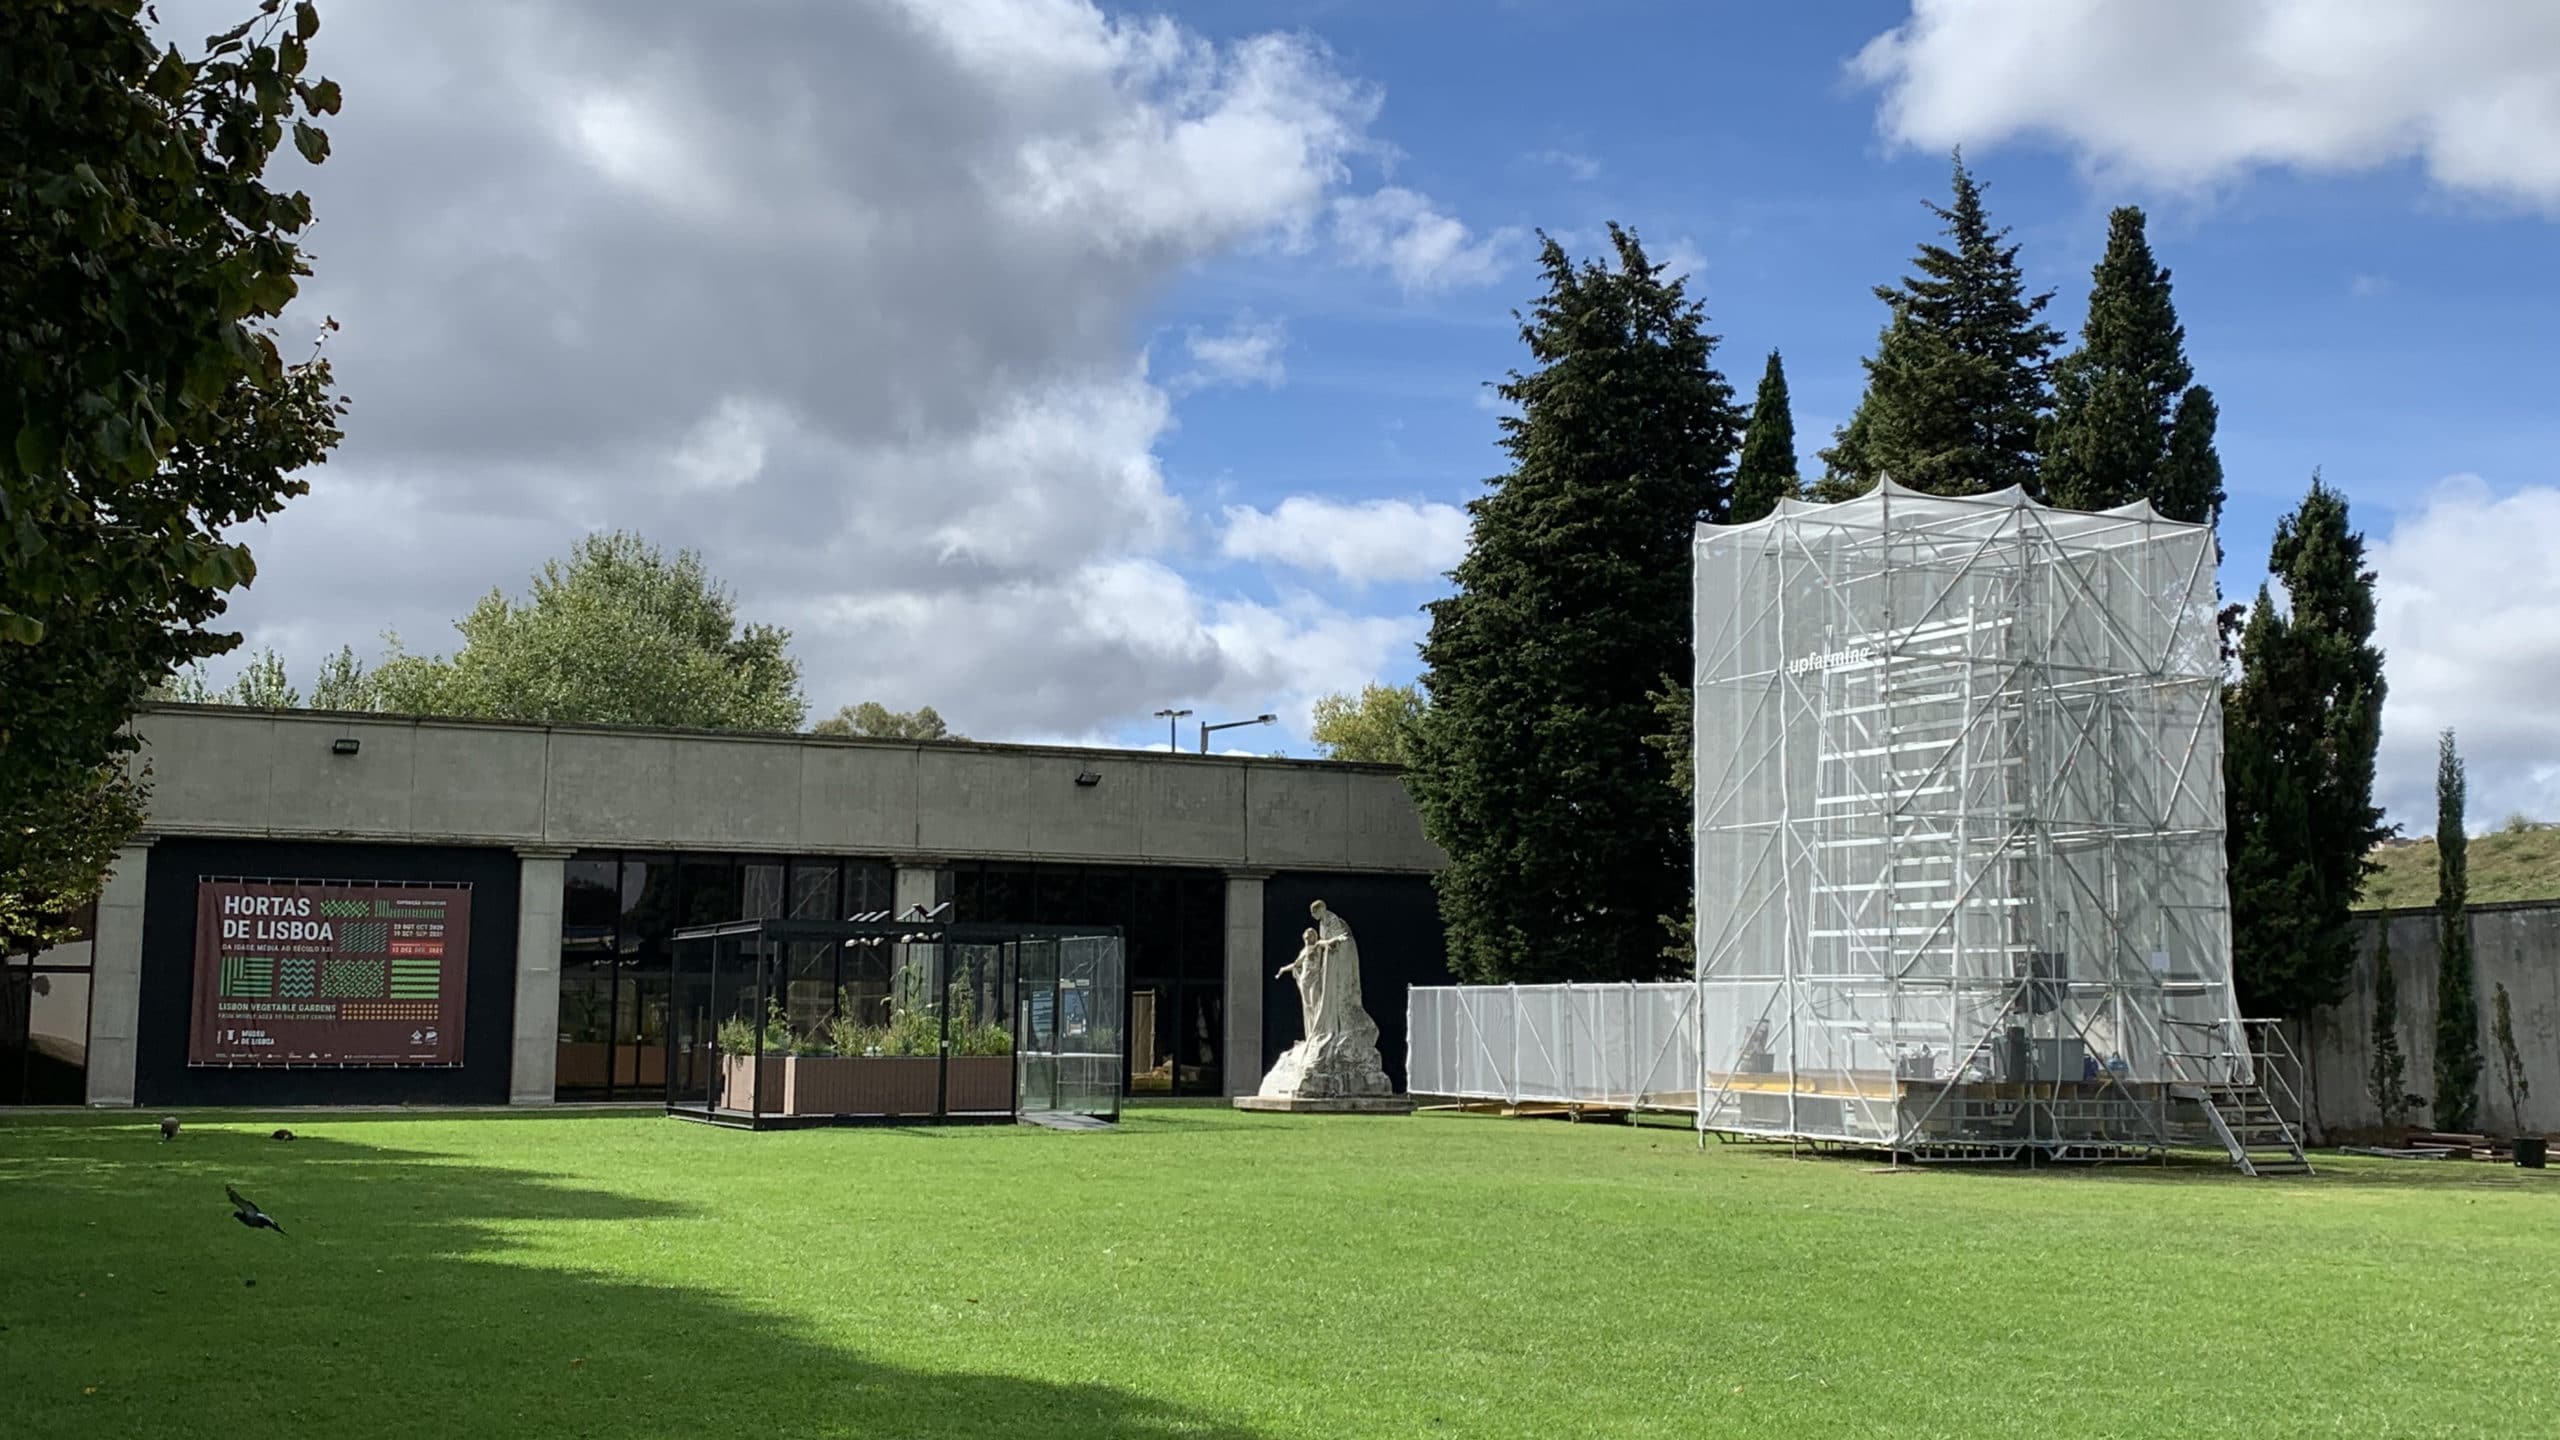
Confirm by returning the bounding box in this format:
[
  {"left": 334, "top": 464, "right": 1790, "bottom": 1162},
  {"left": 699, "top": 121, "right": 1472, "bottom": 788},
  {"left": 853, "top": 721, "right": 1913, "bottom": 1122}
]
[{"left": 1407, "top": 983, "right": 1697, "bottom": 1111}]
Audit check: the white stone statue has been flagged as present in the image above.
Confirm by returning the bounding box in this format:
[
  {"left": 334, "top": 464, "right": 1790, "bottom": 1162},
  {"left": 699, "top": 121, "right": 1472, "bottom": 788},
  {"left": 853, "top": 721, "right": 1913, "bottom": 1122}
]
[{"left": 1258, "top": 898, "right": 1392, "bottom": 1100}]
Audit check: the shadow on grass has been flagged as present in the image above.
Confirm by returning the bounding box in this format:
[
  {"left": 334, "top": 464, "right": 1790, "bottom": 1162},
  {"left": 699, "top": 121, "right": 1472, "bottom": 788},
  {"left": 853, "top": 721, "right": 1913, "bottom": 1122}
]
[{"left": 0, "top": 1120, "right": 1262, "bottom": 1440}]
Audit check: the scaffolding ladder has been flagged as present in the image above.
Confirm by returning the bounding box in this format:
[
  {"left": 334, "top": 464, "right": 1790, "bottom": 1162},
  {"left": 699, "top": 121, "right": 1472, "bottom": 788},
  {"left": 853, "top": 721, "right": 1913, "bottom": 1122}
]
[{"left": 2171, "top": 1019, "right": 2313, "bottom": 1177}]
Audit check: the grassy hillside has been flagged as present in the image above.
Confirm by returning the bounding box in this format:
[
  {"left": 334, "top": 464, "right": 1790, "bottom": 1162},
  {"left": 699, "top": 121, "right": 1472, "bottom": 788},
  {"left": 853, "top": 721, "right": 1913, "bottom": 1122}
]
[{"left": 2357, "top": 821, "right": 2560, "bottom": 910}]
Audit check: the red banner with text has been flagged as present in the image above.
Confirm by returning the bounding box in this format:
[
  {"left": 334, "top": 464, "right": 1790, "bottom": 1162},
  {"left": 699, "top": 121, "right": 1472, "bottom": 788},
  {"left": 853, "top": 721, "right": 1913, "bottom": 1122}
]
[{"left": 189, "top": 879, "right": 470, "bottom": 1066}]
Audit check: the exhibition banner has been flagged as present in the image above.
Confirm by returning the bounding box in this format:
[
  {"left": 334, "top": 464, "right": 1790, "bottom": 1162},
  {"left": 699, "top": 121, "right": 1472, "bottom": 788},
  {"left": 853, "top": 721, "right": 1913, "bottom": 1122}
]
[{"left": 189, "top": 879, "right": 470, "bottom": 1066}]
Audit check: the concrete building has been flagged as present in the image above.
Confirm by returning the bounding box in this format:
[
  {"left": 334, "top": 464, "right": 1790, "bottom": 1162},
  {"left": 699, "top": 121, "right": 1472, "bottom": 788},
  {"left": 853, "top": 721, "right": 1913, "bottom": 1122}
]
[{"left": 9, "top": 705, "right": 1452, "bottom": 1110}]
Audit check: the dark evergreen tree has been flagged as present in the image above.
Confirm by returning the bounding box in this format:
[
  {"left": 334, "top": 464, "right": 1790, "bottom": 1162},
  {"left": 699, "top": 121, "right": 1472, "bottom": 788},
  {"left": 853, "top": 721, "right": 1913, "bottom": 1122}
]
[
  {"left": 2224, "top": 478, "right": 2390, "bottom": 1023},
  {"left": 1411, "top": 226, "right": 1740, "bottom": 983},
  {"left": 2433, "top": 729, "right": 2482, "bottom": 1132},
  {"left": 1729, "top": 350, "right": 1800, "bottom": 523},
  {"left": 1815, "top": 153, "right": 2061, "bottom": 499},
  {"left": 2367, "top": 920, "right": 2409, "bottom": 1130},
  {"left": 2039, "top": 207, "right": 2226, "bottom": 526}
]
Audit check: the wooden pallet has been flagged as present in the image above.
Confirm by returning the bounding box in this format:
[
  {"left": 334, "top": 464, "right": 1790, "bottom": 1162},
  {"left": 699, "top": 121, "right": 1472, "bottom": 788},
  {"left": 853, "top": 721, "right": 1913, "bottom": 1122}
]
[
  {"left": 1417, "top": 1099, "right": 1634, "bottom": 1124},
  {"left": 2401, "top": 1128, "right": 2555, "bottom": 1162}
]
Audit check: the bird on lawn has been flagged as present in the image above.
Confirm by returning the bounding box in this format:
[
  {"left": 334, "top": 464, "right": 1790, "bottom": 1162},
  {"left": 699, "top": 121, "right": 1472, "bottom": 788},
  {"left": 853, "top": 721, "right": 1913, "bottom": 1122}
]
[
  {"left": 270, "top": 1128, "right": 296, "bottom": 1142},
  {"left": 160, "top": 1116, "right": 180, "bottom": 1142},
  {"left": 226, "top": 1185, "right": 287, "bottom": 1236}
]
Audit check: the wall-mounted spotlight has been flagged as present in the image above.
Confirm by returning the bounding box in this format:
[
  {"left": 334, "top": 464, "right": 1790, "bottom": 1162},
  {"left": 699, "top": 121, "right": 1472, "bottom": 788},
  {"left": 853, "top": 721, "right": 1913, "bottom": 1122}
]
[
  {"left": 330, "top": 737, "right": 361, "bottom": 756},
  {"left": 1074, "top": 769, "right": 1103, "bottom": 788}
]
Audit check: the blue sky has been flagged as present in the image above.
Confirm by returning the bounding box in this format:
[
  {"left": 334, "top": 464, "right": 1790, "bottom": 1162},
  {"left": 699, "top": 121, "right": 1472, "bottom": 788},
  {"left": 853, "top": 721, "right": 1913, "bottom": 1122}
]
[{"left": 196, "top": 0, "right": 2560, "bottom": 831}]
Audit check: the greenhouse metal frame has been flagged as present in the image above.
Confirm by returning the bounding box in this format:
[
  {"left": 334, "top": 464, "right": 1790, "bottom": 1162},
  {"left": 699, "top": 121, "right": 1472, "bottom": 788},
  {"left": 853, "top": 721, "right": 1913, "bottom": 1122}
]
[
  {"left": 1691, "top": 481, "right": 2266, "bottom": 1162},
  {"left": 666, "top": 916, "right": 1124, "bottom": 1130}
]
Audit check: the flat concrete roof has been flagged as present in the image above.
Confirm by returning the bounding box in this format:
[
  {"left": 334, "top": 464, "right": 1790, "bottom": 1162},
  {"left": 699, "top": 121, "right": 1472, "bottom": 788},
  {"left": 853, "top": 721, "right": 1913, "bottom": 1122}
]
[{"left": 129, "top": 705, "right": 1445, "bottom": 874}]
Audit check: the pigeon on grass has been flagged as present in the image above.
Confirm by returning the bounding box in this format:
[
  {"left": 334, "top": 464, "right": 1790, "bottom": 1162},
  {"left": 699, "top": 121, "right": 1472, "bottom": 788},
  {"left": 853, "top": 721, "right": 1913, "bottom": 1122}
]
[
  {"left": 160, "top": 1116, "right": 180, "bottom": 1142},
  {"left": 226, "top": 1185, "right": 287, "bottom": 1236}
]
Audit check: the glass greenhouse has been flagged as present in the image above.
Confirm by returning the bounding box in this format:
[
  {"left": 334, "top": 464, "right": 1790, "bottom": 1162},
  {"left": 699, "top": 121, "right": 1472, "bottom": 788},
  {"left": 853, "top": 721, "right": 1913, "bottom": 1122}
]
[
  {"left": 667, "top": 917, "right": 1124, "bottom": 1129},
  {"left": 1692, "top": 481, "right": 2249, "bottom": 1160}
]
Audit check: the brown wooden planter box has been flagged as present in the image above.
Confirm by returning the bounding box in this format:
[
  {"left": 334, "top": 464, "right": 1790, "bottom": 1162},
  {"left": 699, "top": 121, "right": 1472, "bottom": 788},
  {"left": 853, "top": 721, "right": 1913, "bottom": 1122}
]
[
  {"left": 717, "top": 1053, "right": 1016, "bottom": 1116},
  {"left": 943, "top": 1056, "right": 1016, "bottom": 1113}
]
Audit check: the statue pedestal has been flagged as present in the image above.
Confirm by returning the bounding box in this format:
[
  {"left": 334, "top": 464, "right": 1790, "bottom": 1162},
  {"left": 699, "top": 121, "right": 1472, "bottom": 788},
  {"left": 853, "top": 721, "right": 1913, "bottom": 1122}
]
[{"left": 1232, "top": 1094, "right": 1415, "bottom": 1115}]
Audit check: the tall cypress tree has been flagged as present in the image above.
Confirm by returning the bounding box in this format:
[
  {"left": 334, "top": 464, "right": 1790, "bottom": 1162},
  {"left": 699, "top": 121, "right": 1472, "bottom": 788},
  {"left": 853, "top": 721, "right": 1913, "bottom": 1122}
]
[
  {"left": 1730, "top": 350, "right": 1800, "bottom": 523},
  {"left": 2433, "top": 729, "right": 2482, "bottom": 1132},
  {"left": 1411, "top": 226, "right": 1740, "bottom": 983},
  {"left": 2224, "top": 477, "right": 2390, "bottom": 1023},
  {"left": 1816, "top": 152, "right": 2061, "bottom": 499},
  {"left": 2040, "top": 207, "right": 2226, "bottom": 526}
]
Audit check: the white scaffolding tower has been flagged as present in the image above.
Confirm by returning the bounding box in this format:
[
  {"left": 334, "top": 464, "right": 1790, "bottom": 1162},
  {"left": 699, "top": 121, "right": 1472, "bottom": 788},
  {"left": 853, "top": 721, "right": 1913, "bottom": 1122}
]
[{"left": 1692, "top": 482, "right": 2292, "bottom": 1165}]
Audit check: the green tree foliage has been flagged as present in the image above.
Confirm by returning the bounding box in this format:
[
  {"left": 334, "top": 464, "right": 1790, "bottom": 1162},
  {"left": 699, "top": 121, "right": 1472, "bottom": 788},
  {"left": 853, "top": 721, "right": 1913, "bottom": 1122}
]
[
  {"left": 2491, "top": 981, "right": 2530, "bottom": 1135},
  {"left": 812, "top": 703, "right": 958, "bottom": 742},
  {"left": 2224, "top": 478, "right": 2390, "bottom": 1022},
  {"left": 371, "top": 532, "right": 806, "bottom": 731},
  {"left": 1409, "top": 226, "right": 1740, "bottom": 984},
  {"left": 308, "top": 644, "right": 372, "bottom": 711},
  {"left": 1308, "top": 684, "right": 1424, "bottom": 766},
  {"left": 1729, "top": 350, "right": 1800, "bottom": 523},
  {"left": 2, "top": 1, "right": 347, "bottom": 817},
  {"left": 0, "top": 763, "right": 148, "bottom": 960},
  {"left": 218, "top": 646, "right": 299, "bottom": 709},
  {"left": 2433, "top": 730, "right": 2482, "bottom": 1132},
  {"left": 1815, "top": 153, "right": 2060, "bottom": 500},
  {"left": 2367, "top": 921, "right": 2411, "bottom": 1130},
  {"left": 2039, "top": 207, "right": 2226, "bottom": 526}
]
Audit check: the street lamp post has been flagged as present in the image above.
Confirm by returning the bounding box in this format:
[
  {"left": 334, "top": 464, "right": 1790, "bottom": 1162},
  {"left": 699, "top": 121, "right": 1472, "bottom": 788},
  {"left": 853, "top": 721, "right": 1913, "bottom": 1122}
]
[
  {"left": 1199, "top": 713, "right": 1278, "bottom": 754},
  {"left": 1153, "top": 707, "right": 1193, "bottom": 753}
]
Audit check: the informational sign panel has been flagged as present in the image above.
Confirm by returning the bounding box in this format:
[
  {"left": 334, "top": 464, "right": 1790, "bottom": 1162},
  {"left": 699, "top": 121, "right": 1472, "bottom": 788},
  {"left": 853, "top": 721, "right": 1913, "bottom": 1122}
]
[{"left": 189, "top": 879, "right": 470, "bottom": 1067}]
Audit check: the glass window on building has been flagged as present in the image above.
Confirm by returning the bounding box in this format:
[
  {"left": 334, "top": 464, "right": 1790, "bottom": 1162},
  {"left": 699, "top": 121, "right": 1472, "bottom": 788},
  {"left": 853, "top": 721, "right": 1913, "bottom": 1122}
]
[
  {"left": 949, "top": 859, "right": 1223, "bottom": 1097},
  {"left": 558, "top": 851, "right": 899, "bottom": 1102}
]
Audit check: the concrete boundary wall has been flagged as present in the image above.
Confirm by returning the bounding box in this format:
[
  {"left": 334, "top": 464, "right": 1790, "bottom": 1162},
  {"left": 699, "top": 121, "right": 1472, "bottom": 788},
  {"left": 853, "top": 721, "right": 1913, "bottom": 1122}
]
[
  {"left": 129, "top": 706, "right": 1443, "bottom": 874},
  {"left": 2305, "top": 902, "right": 2560, "bottom": 1137}
]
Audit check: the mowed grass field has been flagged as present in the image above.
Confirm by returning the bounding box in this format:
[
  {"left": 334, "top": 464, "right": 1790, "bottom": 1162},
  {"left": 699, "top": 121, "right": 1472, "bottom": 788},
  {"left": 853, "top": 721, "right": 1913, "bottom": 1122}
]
[{"left": 1, "top": 1109, "right": 2553, "bottom": 1439}]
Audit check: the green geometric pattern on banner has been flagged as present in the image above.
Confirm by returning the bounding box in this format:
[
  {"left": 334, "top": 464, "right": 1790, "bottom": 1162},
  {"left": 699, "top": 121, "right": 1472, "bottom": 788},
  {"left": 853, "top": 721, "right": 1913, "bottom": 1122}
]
[
  {"left": 222, "top": 955, "right": 275, "bottom": 998},
  {"left": 318, "top": 898, "right": 373, "bottom": 919},
  {"left": 321, "top": 958, "right": 385, "bottom": 999},
  {"left": 389, "top": 958, "right": 441, "bottom": 999},
  {"left": 377, "top": 898, "right": 446, "bottom": 919},
  {"left": 337, "top": 920, "right": 389, "bottom": 954},
  {"left": 279, "top": 956, "right": 317, "bottom": 998}
]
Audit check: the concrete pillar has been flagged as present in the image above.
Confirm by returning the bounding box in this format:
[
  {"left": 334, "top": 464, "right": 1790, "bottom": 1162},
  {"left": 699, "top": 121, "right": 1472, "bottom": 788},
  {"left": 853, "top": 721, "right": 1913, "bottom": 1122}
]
[
  {"left": 84, "top": 841, "right": 153, "bottom": 1108},
  {"left": 509, "top": 848, "right": 572, "bottom": 1106},
  {"left": 1223, "top": 871, "right": 1269, "bottom": 1097},
  {"left": 894, "top": 860, "right": 944, "bottom": 918}
]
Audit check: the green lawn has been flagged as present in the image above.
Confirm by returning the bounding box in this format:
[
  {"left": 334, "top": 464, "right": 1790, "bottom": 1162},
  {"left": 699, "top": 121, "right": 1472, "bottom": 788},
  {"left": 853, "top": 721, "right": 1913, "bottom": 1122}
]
[{"left": 1, "top": 1110, "right": 2553, "bottom": 1439}]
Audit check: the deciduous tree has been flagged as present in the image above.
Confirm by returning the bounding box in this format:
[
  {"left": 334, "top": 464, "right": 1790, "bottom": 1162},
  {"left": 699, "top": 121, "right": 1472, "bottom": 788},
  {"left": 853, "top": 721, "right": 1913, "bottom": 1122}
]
[
  {"left": 1308, "top": 684, "right": 1423, "bottom": 766},
  {"left": 2, "top": 1, "right": 346, "bottom": 815},
  {"left": 0, "top": 764, "right": 148, "bottom": 961},
  {"left": 813, "top": 703, "right": 958, "bottom": 742},
  {"left": 371, "top": 532, "right": 805, "bottom": 731}
]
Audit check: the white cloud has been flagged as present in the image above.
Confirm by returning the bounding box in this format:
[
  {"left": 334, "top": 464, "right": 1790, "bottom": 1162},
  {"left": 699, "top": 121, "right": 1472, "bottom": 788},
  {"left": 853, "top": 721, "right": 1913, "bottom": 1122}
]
[
  {"left": 1181, "top": 315, "right": 1288, "bottom": 389},
  {"left": 1220, "top": 496, "right": 1471, "bottom": 584},
  {"left": 174, "top": 0, "right": 1487, "bottom": 742},
  {"left": 1332, "top": 186, "right": 1513, "bottom": 292},
  {"left": 2349, "top": 273, "right": 2392, "bottom": 299},
  {"left": 1526, "top": 147, "right": 1600, "bottom": 181},
  {"left": 1853, "top": 0, "right": 2560, "bottom": 209},
  {"left": 2368, "top": 476, "right": 2560, "bottom": 831}
]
